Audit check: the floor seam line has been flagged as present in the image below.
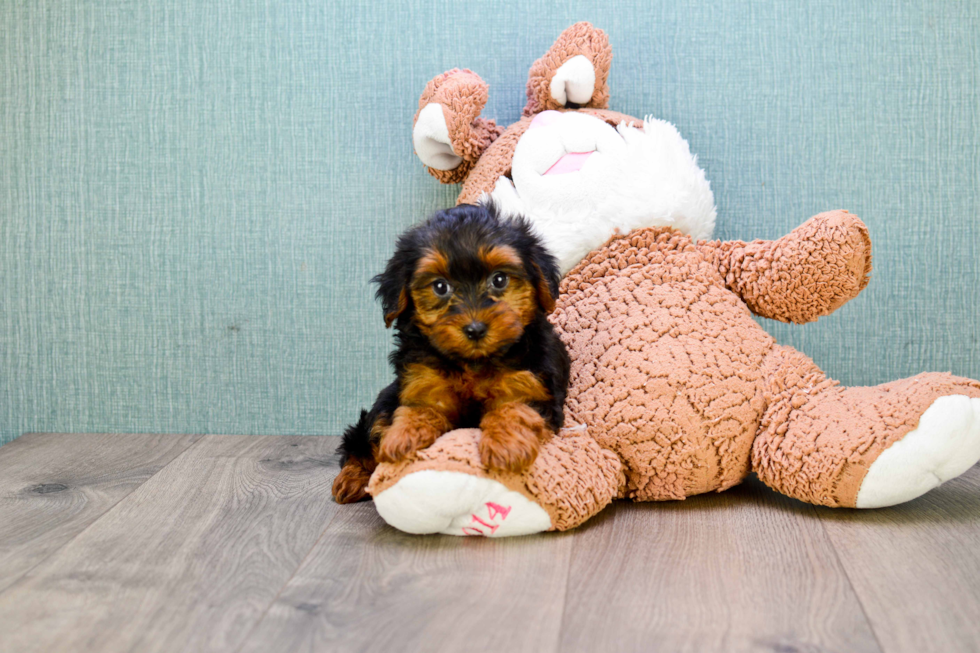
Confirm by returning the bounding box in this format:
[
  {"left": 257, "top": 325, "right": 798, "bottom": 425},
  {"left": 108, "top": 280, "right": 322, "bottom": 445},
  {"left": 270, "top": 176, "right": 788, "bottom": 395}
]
[
  {"left": 817, "top": 515, "right": 888, "bottom": 653},
  {"left": 553, "top": 511, "right": 591, "bottom": 653}
]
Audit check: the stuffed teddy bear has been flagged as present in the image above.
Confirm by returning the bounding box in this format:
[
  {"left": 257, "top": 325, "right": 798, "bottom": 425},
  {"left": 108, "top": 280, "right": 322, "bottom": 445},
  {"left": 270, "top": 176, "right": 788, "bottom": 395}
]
[{"left": 365, "top": 22, "right": 980, "bottom": 537}]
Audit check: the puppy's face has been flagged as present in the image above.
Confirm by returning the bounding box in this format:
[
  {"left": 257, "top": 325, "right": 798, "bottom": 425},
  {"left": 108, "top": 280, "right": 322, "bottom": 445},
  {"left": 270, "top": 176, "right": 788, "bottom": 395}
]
[
  {"left": 410, "top": 244, "right": 537, "bottom": 359},
  {"left": 375, "top": 204, "right": 560, "bottom": 360}
]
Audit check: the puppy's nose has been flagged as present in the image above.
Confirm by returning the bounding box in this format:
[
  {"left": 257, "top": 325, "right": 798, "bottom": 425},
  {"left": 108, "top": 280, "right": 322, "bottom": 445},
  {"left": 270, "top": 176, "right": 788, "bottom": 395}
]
[{"left": 463, "top": 321, "right": 488, "bottom": 341}]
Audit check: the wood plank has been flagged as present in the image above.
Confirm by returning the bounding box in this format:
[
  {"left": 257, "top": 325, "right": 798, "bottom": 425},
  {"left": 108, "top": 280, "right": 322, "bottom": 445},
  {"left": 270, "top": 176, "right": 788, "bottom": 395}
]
[
  {"left": 558, "top": 476, "right": 883, "bottom": 653},
  {"left": 821, "top": 463, "right": 980, "bottom": 653},
  {"left": 239, "top": 501, "right": 574, "bottom": 653},
  {"left": 0, "top": 432, "right": 202, "bottom": 593},
  {"left": 0, "top": 434, "right": 340, "bottom": 653}
]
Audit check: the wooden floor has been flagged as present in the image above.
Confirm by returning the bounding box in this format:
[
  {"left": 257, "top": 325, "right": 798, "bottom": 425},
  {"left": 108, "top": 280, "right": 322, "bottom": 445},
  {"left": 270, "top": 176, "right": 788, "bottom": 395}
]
[{"left": 1, "top": 434, "right": 979, "bottom": 653}]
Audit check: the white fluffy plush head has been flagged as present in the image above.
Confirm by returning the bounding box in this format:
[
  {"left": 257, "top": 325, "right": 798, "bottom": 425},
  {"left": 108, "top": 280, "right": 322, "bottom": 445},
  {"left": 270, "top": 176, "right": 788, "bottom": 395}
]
[{"left": 485, "top": 111, "right": 716, "bottom": 274}]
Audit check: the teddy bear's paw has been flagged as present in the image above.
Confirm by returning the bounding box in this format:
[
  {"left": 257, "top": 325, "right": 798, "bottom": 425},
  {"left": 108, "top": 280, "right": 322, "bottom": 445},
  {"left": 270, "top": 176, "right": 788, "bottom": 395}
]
[
  {"left": 373, "top": 470, "right": 551, "bottom": 537},
  {"left": 549, "top": 55, "right": 596, "bottom": 106},
  {"left": 413, "top": 103, "right": 463, "bottom": 171},
  {"left": 857, "top": 395, "right": 980, "bottom": 508}
]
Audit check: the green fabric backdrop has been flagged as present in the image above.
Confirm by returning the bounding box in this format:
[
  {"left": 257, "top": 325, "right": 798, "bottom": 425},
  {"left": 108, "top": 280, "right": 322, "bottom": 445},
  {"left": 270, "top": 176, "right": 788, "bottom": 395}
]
[{"left": 2, "top": 1, "right": 978, "bottom": 446}]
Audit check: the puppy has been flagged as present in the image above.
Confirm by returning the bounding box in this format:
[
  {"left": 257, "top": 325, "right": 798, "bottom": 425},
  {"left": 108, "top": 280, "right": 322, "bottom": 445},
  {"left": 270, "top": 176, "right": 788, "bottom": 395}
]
[{"left": 332, "top": 202, "right": 571, "bottom": 504}]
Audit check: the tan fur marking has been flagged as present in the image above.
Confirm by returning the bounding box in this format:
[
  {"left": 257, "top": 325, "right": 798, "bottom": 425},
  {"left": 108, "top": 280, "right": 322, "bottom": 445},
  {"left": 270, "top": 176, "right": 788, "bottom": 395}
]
[
  {"left": 481, "top": 245, "right": 522, "bottom": 271},
  {"left": 409, "top": 249, "right": 452, "bottom": 331},
  {"left": 412, "top": 283, "right": 536, "bottom": 359},
  {"left": 384, "top": 288, "right": 408, "bottom": 328},
  {"left": 497, "top": 276, "right": 539, "bottom": 326},
  {"left": 483, "top": 370, "right": 550, "bottom": 409},
  {"left": 415, "top": 249, "right": 451, "bottom": 281},
  {"left": 369, "top": 415, "right": 390, "bottom": 441},
  {"left": 399, "top": 364, "right": 461, "bottom": 418},
  {"left": 531, "top": 262, "right": 556, "bottom": 314},
  {"left": 400, "top": 364, "right": 549, "bottom": 410}
]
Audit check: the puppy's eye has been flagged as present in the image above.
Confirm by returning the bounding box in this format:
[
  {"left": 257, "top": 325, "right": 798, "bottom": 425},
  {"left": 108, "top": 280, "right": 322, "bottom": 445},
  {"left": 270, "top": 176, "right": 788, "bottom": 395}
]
[
  {"left": 490, "top": 272, "right": 509, "bottom": 290},
  {"left": 431, "top": 279, "right": 452, "bottom": 298}
]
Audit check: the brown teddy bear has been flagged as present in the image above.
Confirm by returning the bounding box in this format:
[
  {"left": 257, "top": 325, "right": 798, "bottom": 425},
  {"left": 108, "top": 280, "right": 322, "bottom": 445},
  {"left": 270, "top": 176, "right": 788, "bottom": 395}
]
[{"left": 365, "top": 23, "right": 980, "bottom": 537}]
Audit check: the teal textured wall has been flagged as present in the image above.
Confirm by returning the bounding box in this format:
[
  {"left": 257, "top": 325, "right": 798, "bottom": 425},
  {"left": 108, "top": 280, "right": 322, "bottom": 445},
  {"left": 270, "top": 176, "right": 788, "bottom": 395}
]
[{"left": 2, "top": 1, "right": 978, "bottom": 446}]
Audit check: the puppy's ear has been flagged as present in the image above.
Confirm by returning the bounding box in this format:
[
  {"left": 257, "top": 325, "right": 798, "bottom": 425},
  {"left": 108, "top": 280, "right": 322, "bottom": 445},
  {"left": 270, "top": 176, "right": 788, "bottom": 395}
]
[
  {"left": 373, "top": 237, "right": 417, "bottom": 328},
  {"left": 532, "top": 259, "right": 560, "bottom": 314},
  {"left": 523, "top": 226, "right": 561, "bottom": 314},
  {"left": 381, "top": 288, "right": 408, "bottom": 328}
]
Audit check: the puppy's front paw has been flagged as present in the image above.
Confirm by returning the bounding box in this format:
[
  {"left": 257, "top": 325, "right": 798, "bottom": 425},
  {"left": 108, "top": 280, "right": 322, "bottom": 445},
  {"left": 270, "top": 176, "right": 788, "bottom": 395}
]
[
  {"left": 479, "top": 430, "right": 539, "bottom": 473},
  {"left": 376, "top": 406, "right": 447, "bottom": 464},
  {"left": 479, "top": 403, "right": 550, "bottom": 474},
  {"left": 377, "top": 426, "right": 418, "bottom": 463}
]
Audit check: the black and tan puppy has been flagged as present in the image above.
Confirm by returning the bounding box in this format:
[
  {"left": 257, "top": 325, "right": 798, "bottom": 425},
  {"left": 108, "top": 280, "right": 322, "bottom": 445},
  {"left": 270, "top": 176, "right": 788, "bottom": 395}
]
[{"left": 332, "top": 202, "right": 570, "bottom": 504}]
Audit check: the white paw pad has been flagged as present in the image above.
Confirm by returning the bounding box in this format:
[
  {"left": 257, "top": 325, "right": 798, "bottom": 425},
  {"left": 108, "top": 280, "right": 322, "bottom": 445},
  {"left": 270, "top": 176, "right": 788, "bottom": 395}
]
[
  {"left": 413, "top": 103, "right": 463, "bottom": 170},
  {"left": 550, "top": 55, "right": 596, "bottom": 106},
  {"left": 857, "top": 395, "right": 980, "bottom": 508},
  {"left": 373, "top": 470, "right": 551, "bottom": 537}
]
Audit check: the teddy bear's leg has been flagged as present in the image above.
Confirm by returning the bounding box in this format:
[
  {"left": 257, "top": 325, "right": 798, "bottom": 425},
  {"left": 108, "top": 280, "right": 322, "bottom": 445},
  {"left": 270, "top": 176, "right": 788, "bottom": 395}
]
[
  {"left": 412, "top": 69, "right": 504, "bottom": 184},
  {"left": 524, "top": 22, "right": 612, "bottom": 115},
  {"left": 367, "top": 428, "right": 623, "bottom": 536},
  {"left": 752, "top": 345, "right": 980, "bottom": 508}
]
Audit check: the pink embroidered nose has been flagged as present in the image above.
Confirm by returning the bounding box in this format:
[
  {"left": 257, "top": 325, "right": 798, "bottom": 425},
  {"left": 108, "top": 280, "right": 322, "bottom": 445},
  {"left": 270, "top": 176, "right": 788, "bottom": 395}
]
[
  {"left": 544, "top": 151, "right": 593, "bottom": 175},
  {"left": 529, "top": 110, "right": 562, "bottom": 129}
]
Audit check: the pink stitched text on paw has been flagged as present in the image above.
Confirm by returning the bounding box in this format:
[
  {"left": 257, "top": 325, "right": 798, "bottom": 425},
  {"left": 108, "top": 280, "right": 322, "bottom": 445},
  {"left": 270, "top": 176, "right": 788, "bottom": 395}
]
[
  {"left": 486, "top": 502, "right": 512, "bottom": 520},
  {"left": 471, "top": 514, "right": 499, "bottom": 534}
]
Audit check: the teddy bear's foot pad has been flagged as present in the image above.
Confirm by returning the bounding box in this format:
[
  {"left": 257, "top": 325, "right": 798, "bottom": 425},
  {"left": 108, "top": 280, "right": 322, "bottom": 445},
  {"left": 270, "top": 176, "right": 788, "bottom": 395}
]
[
  {"left": 373, "top": 470, "right": 552, "bottom": 537},
  {"left": 857, "top": 395, "right": 980, "bottom": 508}
]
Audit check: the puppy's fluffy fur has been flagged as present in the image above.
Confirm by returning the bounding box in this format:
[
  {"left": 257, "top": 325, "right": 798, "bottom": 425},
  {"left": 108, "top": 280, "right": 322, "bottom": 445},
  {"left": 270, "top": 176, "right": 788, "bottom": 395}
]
[{"left": 332, "top": 203, "right": 570, "bottom": 504}]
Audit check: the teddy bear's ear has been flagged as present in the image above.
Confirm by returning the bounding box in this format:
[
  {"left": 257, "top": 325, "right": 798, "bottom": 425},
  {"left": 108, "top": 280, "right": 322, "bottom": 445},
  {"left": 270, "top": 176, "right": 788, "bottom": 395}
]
[
  {"left": 412, "top": 69, "right": 504, "bottom": 185},
  {"left": 524, "top": 22, "right": 612, "bottom": 116}
]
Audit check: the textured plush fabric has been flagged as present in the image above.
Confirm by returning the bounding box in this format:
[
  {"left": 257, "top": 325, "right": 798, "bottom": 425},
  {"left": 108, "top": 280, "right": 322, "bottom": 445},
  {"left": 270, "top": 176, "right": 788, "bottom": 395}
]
[
  {"left": 697, "top": 211, "right": 872, "bottom": 324},
  {"left": 523, "top": 21, "right": 612, "bottom": 116},
  {"left": 415, "top": 70, "right": 504, "bottom": 184},
  {"left": 557, "top": 223, "right": 979, "bottom": 508},
  {"left": 368, "top": 427, "right": 623, "bottom": 531},
  {"left": 556, "top": 226, "right": 779, "bottom": 501},
  {"left": 371, "top": 221, "right": 980, "bottom": 529},
  {"left": 753, "top": 351, "right": 980, "bottom": 507},
  {"left": 2, "top": 2, "right": 979, "bottom": 446}
]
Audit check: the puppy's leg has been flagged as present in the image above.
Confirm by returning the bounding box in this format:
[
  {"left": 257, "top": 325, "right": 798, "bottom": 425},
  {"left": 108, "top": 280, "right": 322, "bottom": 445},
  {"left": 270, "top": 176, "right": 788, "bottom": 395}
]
[
  {"left": 479, "top": 369, "right": 555, "bottom": 473},
  {"left": 333, "top": 453, "right": 378, "bottom": 504},
  {"left": 479, "top": 402, "right": 552, "bottom": 473},
  {"left": 377, "top": 405, "right": 453, "bottom": 463},
  {"left": 333, "top": 382, "right": 398, "bottom": 504},
  {"left": 378, "top": 364, "right": 459, "bottom": 463}
]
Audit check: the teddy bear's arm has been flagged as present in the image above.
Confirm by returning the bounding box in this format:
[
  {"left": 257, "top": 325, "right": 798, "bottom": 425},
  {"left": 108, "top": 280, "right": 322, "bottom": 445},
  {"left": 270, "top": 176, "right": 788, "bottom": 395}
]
[
  {"left": 697, "top": 210, "right": 872, "bottom": 324},
  {"left": 524, "top": 22, "right": 612, "bottom": 116},
  {"left": 412, "top": 69, "right": 504, "bottom": 184}
]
